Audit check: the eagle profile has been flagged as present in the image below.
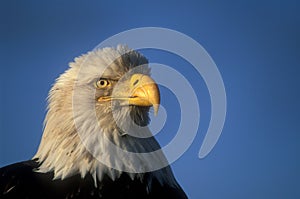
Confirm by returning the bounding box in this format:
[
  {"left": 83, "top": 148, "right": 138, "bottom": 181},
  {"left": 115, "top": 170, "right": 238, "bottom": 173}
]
[{"left": 0, "top": 45, "right": 188, "bottom": 199}]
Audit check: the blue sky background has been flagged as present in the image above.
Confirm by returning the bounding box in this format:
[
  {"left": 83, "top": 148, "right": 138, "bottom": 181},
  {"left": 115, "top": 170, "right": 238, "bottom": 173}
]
[{"left": 1, "top": 0, "right": 299, "bottom": 198}]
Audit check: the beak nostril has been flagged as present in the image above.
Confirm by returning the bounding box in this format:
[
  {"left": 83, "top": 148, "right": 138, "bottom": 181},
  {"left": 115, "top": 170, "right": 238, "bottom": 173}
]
[{"left": 133, "top": 79, "right": 139, "bottom": 86}]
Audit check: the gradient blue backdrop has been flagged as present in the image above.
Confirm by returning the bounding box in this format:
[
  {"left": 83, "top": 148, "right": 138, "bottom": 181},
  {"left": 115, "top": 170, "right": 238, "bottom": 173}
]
[{"left": 1, "top": 1, "right": 299, "bottom": 198}]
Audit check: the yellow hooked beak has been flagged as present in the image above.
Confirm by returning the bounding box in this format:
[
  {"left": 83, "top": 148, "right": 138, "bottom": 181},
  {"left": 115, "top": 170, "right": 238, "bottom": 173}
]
[
  {"left": 128, "top": 74, "right": 160, "bottom": 115},
  {"left": 98, "top": 74, "right": 160, "bottom": 115}
]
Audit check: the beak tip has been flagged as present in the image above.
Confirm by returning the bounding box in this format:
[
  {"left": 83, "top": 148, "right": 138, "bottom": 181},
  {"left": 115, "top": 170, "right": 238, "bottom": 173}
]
[{"left": 153, "top": 104, "right": 159, "bottom": 116}]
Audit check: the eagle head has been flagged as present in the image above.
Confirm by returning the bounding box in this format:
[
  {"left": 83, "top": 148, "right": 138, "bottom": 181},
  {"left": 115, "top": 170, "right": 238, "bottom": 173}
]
[{"left": 33, "top": 45, "right": 174, "bottom": 186}]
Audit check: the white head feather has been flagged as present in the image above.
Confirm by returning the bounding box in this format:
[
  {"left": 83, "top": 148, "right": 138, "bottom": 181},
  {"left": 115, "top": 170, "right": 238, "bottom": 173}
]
[{"left": 33, "top": 45, "right": 177, "bottom": 188}]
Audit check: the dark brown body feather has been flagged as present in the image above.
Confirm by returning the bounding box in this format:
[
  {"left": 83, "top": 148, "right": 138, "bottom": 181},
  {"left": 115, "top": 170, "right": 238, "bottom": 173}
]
[{"left": 0, "top": 160, "right": 188, "bottom": 199}]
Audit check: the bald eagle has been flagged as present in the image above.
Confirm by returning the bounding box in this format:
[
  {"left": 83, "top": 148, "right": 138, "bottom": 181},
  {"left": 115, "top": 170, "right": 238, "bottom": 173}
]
[{"left": 0, "top": 45, "right": 188, "bottom": 199}]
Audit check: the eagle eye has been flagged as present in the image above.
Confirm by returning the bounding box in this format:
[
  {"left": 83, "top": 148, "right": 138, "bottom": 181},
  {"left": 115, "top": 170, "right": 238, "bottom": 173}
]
[{"left": 95, "top": 79, "right": 110, "bottom": 89}]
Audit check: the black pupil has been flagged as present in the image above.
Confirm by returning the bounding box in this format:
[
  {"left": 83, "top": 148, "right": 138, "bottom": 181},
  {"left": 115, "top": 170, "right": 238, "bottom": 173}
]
[{"left": 100, "top": 81, "right": 105, "bottom": 85}]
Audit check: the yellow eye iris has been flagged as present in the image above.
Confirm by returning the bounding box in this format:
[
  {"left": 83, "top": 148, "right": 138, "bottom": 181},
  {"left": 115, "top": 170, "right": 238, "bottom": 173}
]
[{"left": 95, "top": 79, "right": 110, "bottom": 88}]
